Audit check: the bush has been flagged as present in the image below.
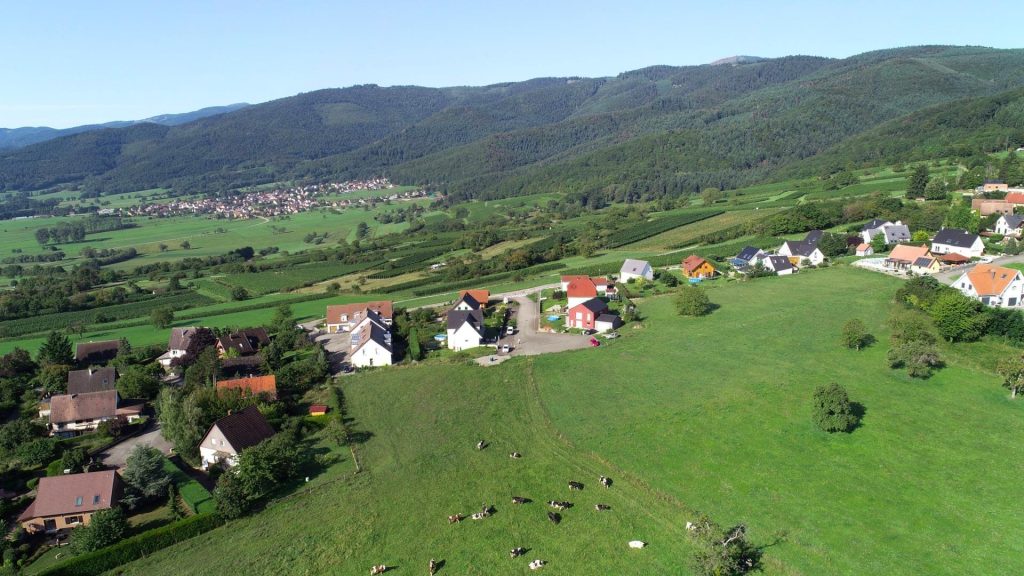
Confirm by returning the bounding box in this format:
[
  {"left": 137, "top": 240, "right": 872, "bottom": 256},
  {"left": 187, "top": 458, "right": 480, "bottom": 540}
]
[
  {"left": 840, "top": 319, "right": 871, "bottom": 350},
  {"left": 675, "top": 285, "right": 712, "bottom": 317},
  {"left": 812, "top": 384, "right": 858, "bottom": 433},
  {"left": 37, "top": 514, "right": 223, "bottom": 576}
]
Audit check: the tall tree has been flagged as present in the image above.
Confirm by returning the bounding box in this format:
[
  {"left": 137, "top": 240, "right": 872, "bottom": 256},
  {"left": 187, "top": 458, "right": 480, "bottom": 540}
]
[
  {"left": 122, "top": 445, "right": 172, "bottom": 501},
  {"left": 37, "top": 331, "right": 73, "bottom": 366},
  {"left": 675, "top": 285, "right": 712, "bottom": 317},
  {"left": 907, "top": 165, "right": 930, "bottom": 199},
  {"left": 996, "top": 356, "right": 1024, "bottom": 399}
]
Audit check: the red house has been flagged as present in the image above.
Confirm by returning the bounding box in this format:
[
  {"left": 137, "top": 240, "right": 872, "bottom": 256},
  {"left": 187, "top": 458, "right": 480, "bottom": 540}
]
[{"left": 566, "top": 299, "right": 608, "bottom": 331}]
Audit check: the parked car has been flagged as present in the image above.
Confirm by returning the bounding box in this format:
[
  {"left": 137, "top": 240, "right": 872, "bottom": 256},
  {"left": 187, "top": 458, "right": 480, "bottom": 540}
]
[
  {"left": 501, "top": 344, "right": 511, "bottom": 354},
  {"left": 340, "top": 363, "right": 355, "bottom": 374},
  {"left": 589, "top": 338, "right": 601, "bottom": 347},
  {"left": 506, "top": 325, "right": 515, "bottom": 335},
  {"left": 603, "top": 332, "right": 619, "bottom": 339}
]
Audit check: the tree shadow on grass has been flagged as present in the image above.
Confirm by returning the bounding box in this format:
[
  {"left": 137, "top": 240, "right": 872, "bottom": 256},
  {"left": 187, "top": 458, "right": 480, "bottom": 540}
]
[{"left": 848, "top": 402, "right": 867, "bottom": 433}]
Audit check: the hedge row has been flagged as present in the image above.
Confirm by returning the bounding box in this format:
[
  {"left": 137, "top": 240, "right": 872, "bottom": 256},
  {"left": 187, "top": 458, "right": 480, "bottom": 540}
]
[{"left": 37, "top": 513, "right": 224, "bottom": 576}]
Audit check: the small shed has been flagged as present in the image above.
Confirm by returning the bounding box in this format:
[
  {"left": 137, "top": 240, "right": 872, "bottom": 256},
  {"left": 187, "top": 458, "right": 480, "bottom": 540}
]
[{"left": 309, "top": 404, "right": 329, "bottom": 417}]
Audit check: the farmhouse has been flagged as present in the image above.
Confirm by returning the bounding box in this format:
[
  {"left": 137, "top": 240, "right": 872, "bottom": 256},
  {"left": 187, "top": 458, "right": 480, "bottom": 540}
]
[
  {"left": 619, "top": 259, "right": 653, "bottom": 282},
  {"left": 565, "top": 276, "right": 599, "bottom": 308},
  {"left": 952, "top": 264, "right": 1024, "bottom": 308},
  {"left": 158, "top": 326, "right": 202, "bottom": 367},
  {"left": 17, "top": 470, "right": 123, "bottom": 534},
  {"left": 216, "top": 328, "right": 270, "bottom": 357},
  {"left": 67, "top": 367, "right": 116, "bottom": 395},
  {"left": 761, "top": 255, "right": 796, "bottom": 276},
  {"left": 74, "top": 340, "right": 119, "bottom": 367},
  {"left": 731, "top": 246, "right": 767, "bottom": 268},
  {"left": 447, "top": 309, "right": 485, "bottom": 351},
  {"left": 566, "top": 298, "right": 609, "bottom": 331},
  {"left": 993, "top": 214, "right": 1024, "bottom": 237},
  {"left": 855, "top": 243, "right": 873, "bottom": 256},
  {"left": 931, "top": 228, "right": 984, "bottom": 258},
  {"left": 48, "top": 390, "right": 142, "bottom": 437},
  {"left": 199, "top": 406, "right": 276, "bottom": 470},
  {"left": 325, "top": 301, "right": 394, "bottom": 333},
  {"left": 216, "top": 375, "right": 277, "bottom": 400},
  {"left": 681, "top": 255, "right": 717, "bottom": 279},
  {"left": 348, "top": 312, "right": 394, "bottom": 368},
  {"left": 861, "top": 219, "right": 911, "bottom": 245},
  {"left": 885, "top": 244, "right": 931, "bottom": 270}
]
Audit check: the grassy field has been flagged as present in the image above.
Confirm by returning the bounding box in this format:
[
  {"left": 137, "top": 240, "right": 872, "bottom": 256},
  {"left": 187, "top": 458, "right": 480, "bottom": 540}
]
[
  {"left": 625, "top": 209, "right": 784, "bottom": 252},
  {"left": 104, "top": 265, "right": 1024, "bottom": 575}
]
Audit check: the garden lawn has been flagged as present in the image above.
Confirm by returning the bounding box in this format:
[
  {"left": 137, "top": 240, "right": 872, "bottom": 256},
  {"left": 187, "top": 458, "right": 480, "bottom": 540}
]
[{"left": 532, "top": 265, "right": 1024, "bottom": 575}]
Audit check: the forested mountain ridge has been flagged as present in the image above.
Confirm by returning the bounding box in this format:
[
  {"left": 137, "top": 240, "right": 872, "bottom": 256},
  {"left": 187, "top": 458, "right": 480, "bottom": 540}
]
[{"left": 2, "top": 45, "right": 1024, "bottom": 200}]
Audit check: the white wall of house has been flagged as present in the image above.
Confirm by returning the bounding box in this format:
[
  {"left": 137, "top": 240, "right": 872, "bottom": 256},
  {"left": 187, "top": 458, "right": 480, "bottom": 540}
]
[
  {"left": 50, "top": 417, "right": 112, "bottom": 436},
  {"left": 446, "top": 323, "right": 483, "bottom": 351},
  {"left": 931, "top": 238, "right": 984, "bottom": 258},
  {"left": 566, "top": 296, "right": 593, "bottom": 309},
  {"left": 594, "top": 319, "right": 618, "bottom": 333},
  {"left": 350, "top": 341, "right": 393, "bottom": 368},
  {"left": 994, "top": 217, "right": 1022, "bottom": 237},
  {"left": 954, "top": 274, "right": 1024, "bottom": 308}
]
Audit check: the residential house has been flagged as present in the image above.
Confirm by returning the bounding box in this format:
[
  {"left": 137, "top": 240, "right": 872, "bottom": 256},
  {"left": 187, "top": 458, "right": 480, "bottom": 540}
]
[
  {"left": 325, "top": 301, "right": 393, "bottom": 333},
  {"left": 681, "top": 255, "right": 717, "bottom": 279},
  {"left": 594, "top": 313, "right": 622, "bottom": 334},
  {"left": 215, "top": 328, "right": 270, "bottom": 358},
  {"left": 67, "top": 367, "right": 116, "bottom": 395},
  {"left": 447, "top": 309, "right": 485, "bottom": 351},
  {"left": 565, "top": 276, "right": 599, "bottom": 308},
  {"left": 855, "top": 243, "right": 874, "bottom": 257},
  {"left": 220, "top": 355, "right": 264, "bottom": 378},
  {"left": 48, "top": 390, "right": 141, "bottom": 437},
  {"left": 1005, "top": 192, "right": 1024, "bottom": 206},
  {"left": 982, "top": 179, "right": 1009, "bottom": 193},
  {"left": 348, "top": 312, "right": 393, "bottom": 367},
  {"left": 911, "top": 256, "right": 941, "bottom": 275},
  {"left": 216, "top": 375, "right": 277, "bottom": 400},
  {"left": 199, "top": 406, "right": 276, "bottom": 470},
  {"left": 458, "top": 290, "right": 490, "bottom": 306},
  {"left": 862, "top": 220, "right": 911, "bottom": 245},
  {"left": 619, "top": 259, "right": 653, "bottom": 282},
  {"left": 158, "top": 326, "right": 201, "bottom": 367},
  {"left": 17, "top": 471, "right": 123, "bottom": 534},
  {"left": 591, "top": 277, "right": 613, "bottom": 295},
  {"left": 971, "top": 198, "right": 1014, "bottom": 216},
  {"left": 931, "top": 228, "right": 984, "bottom": 258},
  {"left": 761, "top": 255, "right": 796, "bottom": 276},
  {"left": 952, "top": 264, "right": 1024, "bottom": 308},
  {"left": 885, "top": 244, "right": 931, "bottom": 270},
  {"left": 566, "top": 299, "right": 609, "bottom": 331},
  {"left": 778, "top": 239, "right": 824, "bottom": 266},
  {"left": 993, "top": 214, "right": 1024, "bottom": 238},
  {"left": 451, "top": 292, "right": 483, "bottom": 312},
  {"left": 74, "top": 340, "right": 119, "bottom": 367},
  {"left": 731, "top": 246, "right": 767, "bottom": 268}
]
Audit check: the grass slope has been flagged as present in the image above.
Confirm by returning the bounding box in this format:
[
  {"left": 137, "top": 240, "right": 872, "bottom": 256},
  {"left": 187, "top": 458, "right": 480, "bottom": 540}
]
[{"left": 533, "top": 266, "right": 1024, "bottom": 575}]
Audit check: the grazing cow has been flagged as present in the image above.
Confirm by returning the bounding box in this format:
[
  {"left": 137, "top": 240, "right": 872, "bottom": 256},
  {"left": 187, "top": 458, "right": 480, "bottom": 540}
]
[
  {"left": 548, "top": 511, "right": 561, "bottom": 524},
  {"left": 628, "top": 540, "right": 646, "bottom": 549},
  {"left": 600, "top": 475, "right": 612, "bottom": 488},
  {"left": 568, "top": 481, "right": 584, "bottom": 491},
  {"left": 481, "top": 504, "right": 494, "bottom": 515},
  {"left": 448, "top": 514, "right": 463, "bottom": 524},
  {"left": 512, "top": 496, "right": 529, "bottom": 504},
  {"left": 510, "top": 547, "right": 527, "bottom": 559},
  {"left": 685, "top": 521, "right": 694, "bottom": 531},
  {"left": 529, "top": 559, "right": 547, "bottom": 570},
  {"left": 429, "top": 558, "right": 439, "bottom": 575},
  {"left": 471, "top": 512, "right": 486, "bottom": 520},
  {"left": 546, "top": 500, "right": 566, "bottom": 510},
  {"left": 510, "top": 451, "right": 522, "bottom": 459},
  {"left": 370, "top": 565, "right": 388, "bottom": 575},
  {"left": 594, "top": 504, "right": 611, "bottom": 511},
  {"left": 476, "top": 440, "right": 486, "bottom": 450}
]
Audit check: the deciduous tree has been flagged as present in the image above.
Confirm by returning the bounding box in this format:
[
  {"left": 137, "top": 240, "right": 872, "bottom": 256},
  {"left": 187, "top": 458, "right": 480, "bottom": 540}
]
[
  {"left": 675, "top": 285, "right": 712, "bottom": 317},
  {"left": 812, "top": 383, "right": 858, "bottom": 433},
  {"left": 841, "top": 319, "right": 870, "bottom": 350}
]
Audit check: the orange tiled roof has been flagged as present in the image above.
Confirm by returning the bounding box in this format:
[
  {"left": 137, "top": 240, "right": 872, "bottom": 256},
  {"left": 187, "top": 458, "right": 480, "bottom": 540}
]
[
  {"left": 965, "top": 264, "right": 1021, "bottom": 296},
  {"left": 887, "top": 244, "right": 930, "bottom": 262},
  {"left": 565, "top": 277, "right": 597, "bottom": 298},
  {"left": 459, "top": 290, "right": 490, "bottom": 305},
  {"left": 682, "top": 255, "right": 710, "bottom": 273}
]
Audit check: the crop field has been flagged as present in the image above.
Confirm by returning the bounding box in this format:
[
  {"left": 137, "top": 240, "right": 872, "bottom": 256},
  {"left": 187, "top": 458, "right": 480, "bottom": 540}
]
[{"left": 624, "top": 209, "right": 784, "bottom": 251}]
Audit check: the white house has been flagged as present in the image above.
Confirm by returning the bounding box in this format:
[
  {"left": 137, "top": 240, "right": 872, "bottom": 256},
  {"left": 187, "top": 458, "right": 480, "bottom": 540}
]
[
  {"left": 931, "top": 228, "right": 984, "bottom": 258},
  {"left": 199, "top": 406, "right": 275, "bottom": 470},
  {"left": 619, "top": 259, "right": 653, "bottom": 282},
  {"left": 731, "top": 246, "right": 767, "bottom": 268},
  {"left": 325, "top": 301, "right": 393, "bottom": 333},
  {"left": 861, "top": 220, "right": 911, "bottom": 245},
  {"left": 855, "top": 243, "right": 874, "bottom": 256},
  {"left": 952, "top": 264, "right": 1024, "bottom": 308},
  {"left": 157, "top": 327, "right": 200, "bottom": 367},
  {"left": 48, "top": 390, "right": 142, "bottom": 437},
  {"left": 565, "top": 276, "right": 598, "bottom": 309},
  {"left": 761, "top": 255, "right": 796, "bottom": 276},
  {"left": 778, "top": 240, "right": 824, "bottom": 266},
  {"left": 993, "top": 214, "right": 1024, "bottom": 238},
  {"left": 348, "top": 312, "right": 393, "bottom": 368},
  {"left": 447, "top": 309, "right": 485, "bottom": 351},
  {"left": 451, "top": 293, "right": 482, "bottom": 312}
]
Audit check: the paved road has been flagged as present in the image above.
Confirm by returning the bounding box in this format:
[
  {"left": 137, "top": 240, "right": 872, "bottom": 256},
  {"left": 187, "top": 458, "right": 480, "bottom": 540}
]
[
  {"left": 500, "top": 295, "right": 591, "bottom": 357},
  {"left": 96, "top": 423, "right": 174, "bottom": 468}
]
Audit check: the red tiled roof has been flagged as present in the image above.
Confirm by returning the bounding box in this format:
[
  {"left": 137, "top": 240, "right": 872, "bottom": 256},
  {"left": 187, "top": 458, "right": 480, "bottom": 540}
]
[
  {"left": 18, "top": 471, "right": 122, "bottom": 522},
  {"left": 566, "top": 277, "right": 597, "bottom": 298},
  {"left": 965, "top": 264, "right": 1021, "bottom": 296},
  {"left": 216, "top": 375, "right": 277, "bottom": 399},
  {"left": 459, "top": 290, "right": 490, "bottom": 305},
  {"left": 1005, "top": 192, "right": 1024, "bottom": 204},
  {"left": 326, "top": 301, "right": 393, "bottom": 325},
  {"left": 682, "top": 255, "right": 710, "bottom": 274}
]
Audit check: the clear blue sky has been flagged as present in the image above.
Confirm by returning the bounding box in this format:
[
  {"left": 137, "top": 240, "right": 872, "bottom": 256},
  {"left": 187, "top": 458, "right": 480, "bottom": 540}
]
[{"left": 2, "top": 0, "right": 1021, "bottom": 128}]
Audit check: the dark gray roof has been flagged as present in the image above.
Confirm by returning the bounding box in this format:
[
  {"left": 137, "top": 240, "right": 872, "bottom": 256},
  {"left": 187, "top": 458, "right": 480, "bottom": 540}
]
[
  {"left": 573, "top": 298, "right": 608, "bottom": 314},
  {"left": 168, "top": 327, "right": 199, "bottom": 351},
  {"left": 209, "top": 406, "right": 275, "bottom": 454},
  {"left": 596, "top": 313, "right": 621, "bottom": 325},
  {"left": 783, "top": 240, "right": 820, "bottom": 257},
  {"left": 216, "top": 328, "right": 269, "bottom": 356},
  {"left": 913, "top": 257, "right": 935, "bottom": 267},
  {"left": 453, "top": 293, "right": 481, "bottom": 310},
  {"left": 883, "top": 225, "right": 911, "bottom": 243},
  {"left": 736, "top": 246, "right": 762, "bottom": 261},
  {"left": 220, "top": 355, "right": 264, "bottom": 378},
  {"left": 933, "top": 228, "right": 981, "bottom": 248},
  {"left": 861, "top": 219, "right": 890, "bottom": 231},
  {"left": 67, "top": 367, "right": 117, "bottom": 395},
  {"left": 447, "top": 308, "right": 484, "bottom": 332},
  {"left": 766, "top": 255, "right": 795, "bottom": 271},
  {"left": 74, "top": 341, "right": 119, "bottom": 366},
  {"left": 1002, "top": 214, "right": 1024, "bottom": 229}
]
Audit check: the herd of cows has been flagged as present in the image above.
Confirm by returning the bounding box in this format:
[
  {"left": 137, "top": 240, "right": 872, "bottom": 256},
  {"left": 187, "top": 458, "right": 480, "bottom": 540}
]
[{"left": 372, "top": 441, "right": 626, "bottom": 573}]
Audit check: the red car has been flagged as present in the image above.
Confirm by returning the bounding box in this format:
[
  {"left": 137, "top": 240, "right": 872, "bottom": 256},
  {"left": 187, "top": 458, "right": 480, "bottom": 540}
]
[{"left": 589, "top": 337, "right": 601, "bottom": 347}]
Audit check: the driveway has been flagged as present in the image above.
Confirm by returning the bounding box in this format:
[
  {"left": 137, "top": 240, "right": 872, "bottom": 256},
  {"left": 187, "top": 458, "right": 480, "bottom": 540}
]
[
  {"left": 932, "top": 253, "right": 1024, "bottom": 283},
  {"left": 497, "top": 295, "right": 591, "bottom": 357},
  {"left": 96, "top": 423, "right": 174, "bottom": 468}
]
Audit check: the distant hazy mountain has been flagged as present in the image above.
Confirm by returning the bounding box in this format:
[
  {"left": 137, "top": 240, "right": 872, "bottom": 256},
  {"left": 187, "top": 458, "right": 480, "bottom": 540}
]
[
  {"left": 709, "top": 55, "right": 767, "bottom": 66},
  {"left": 3, "top": 46, "right": 1024, "bottom": 200},
  {"left": 0, "top": 103, "right": 250, "bottom": 150}
]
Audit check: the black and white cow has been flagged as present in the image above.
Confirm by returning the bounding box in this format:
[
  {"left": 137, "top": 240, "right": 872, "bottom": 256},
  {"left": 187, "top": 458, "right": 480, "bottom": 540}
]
[
  {"left": 599, "top": 475, "right": 612, "bottom": 488},
  {"left": 547, "top": 511, "right": 561, "bottom": 524},
  {"left": 568, "top": 481, "right": 584, "bottom": 491},
  {"left": 512, "top": 496, "right": 529, "bottom": 504},
  {"left": 594, "top": 504, "right": 611, "bottom": 511},
  {"left": 510, "top": 547, "right": 527, "bottom": 559}
]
